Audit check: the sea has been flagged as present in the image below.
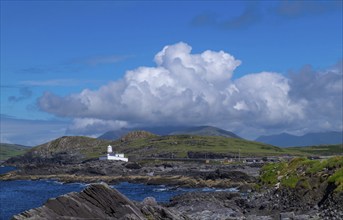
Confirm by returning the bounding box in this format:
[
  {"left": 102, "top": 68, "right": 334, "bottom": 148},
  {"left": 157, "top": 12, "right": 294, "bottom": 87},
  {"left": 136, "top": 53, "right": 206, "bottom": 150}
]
[{"left": 0, "top": 166, "right": 238, "bottom": 220}]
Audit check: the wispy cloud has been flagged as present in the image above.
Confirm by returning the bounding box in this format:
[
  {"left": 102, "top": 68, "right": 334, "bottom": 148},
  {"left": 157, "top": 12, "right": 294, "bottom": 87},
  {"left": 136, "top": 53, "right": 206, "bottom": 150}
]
[
  {"left": 20, "top": 79, "right": 104, "bottom": 87},
  {"left": 0, "top": 114, "right": 68, "bottom": 146},
  {"left": 18, "top": 54, "right": 131, "bottom": 75},
  {"left": 71, "top": 54, "right": 132, "bottom": 67},
  {"left": 191, "top": 3, "right": 261, "bottom": 30},
  {"left": 8, "top": 87, "right": 33, "bottom": 103},
  {"left": 275, "top": 1, "right": 342, "bottom": 18},
  {"left": 222, "top": 4, "right": 261, "bottom": 29},
  {"left": 191, "top": 1, "right": 342, "bottom": 30},
  {"left": 18, "top": 65, "right": 82, "bottom": 75},
  {"left": 20, "top": 67, "right": 49, "bottom": 74}
]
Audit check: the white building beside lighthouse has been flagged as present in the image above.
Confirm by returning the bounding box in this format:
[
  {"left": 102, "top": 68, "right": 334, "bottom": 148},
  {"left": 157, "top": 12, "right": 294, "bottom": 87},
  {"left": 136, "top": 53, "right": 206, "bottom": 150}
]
[{"left": 99, "top": 145, "right": 128, "bottom": 162}]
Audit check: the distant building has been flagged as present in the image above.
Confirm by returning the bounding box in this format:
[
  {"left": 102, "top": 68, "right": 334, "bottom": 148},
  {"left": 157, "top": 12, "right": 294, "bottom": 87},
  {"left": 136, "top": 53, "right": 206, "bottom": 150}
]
[{"left": 99, "top": 145, "right": 128, "bottom": 162}]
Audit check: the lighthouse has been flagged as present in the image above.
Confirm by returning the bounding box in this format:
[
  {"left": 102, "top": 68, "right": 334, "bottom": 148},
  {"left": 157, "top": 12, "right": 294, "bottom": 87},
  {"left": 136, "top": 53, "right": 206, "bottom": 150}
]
[
  {"left": 107, "top": 145, "right": 113, "bottom": 155},
  {"left": 99, "top": 145, "right": 128, "bottom": 162}
]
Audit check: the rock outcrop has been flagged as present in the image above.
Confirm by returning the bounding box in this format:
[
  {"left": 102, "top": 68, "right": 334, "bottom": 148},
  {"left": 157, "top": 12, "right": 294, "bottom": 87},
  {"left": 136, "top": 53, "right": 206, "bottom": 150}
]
[
  {"left": 12, "top": 183, "right": 187, "bottom": 220},
  {"left": 11, "top": 182, "right": 343, "bottom": 220},
  {"left": 168, "top": 191, "right": 244, "bottom": 220},
  {"left": 2, "top": 160, "right": 258, "bottom": 189}
]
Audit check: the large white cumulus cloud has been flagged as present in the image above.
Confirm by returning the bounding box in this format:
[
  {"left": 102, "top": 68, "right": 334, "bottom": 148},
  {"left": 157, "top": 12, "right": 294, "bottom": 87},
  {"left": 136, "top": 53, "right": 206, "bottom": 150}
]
[{"left": 38, "top": 42, "right": 342, "bottom": 137}]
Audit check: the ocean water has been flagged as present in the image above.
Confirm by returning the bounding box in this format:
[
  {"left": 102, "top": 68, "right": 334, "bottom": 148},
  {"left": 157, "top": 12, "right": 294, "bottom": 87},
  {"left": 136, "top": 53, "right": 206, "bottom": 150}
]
[
  {"left": 0, "top": 167, "right": 16, "bottom": 175},
  {"left": 0, "top": 167, "right": 238, "bottom": 220}
]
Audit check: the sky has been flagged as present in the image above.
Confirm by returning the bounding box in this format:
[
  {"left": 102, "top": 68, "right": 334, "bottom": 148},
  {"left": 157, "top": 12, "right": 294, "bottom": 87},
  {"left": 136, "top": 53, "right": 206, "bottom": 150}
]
[{"left": 1, "top": 1, "right": 342, "bottom": 146}]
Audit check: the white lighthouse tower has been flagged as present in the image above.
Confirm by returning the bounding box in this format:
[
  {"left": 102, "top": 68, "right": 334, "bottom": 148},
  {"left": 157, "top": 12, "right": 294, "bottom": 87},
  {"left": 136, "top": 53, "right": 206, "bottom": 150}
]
[
  {"left": 107, "top": 145, "right": 113, "bottom": 155},
  {"left": 99, "top": 145, "right": 128, "bottom": 162}
]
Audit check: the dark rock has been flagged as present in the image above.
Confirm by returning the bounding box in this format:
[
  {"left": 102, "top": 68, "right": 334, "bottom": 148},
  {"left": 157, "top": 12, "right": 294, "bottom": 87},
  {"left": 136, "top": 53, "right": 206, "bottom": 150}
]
[
  {"left": 125, "top": 162, "right": 142, "bottom": 169},
  {"left": 139, "top": 205, "right": 187, "bottom": 220},
  {"left": 12, "top": 183, "right": 145, "bottom": 219},
  {"left": 142, "top": 197, "right": 157, "bottom": 206},
  {"left": 319, "top": 191, "right": 343, "bottom": 219},
  {"left": 187, "top": 151, "right": 234, "bottom": 159},
  {"left": 167, "top": 191, "right": 243, "bottom": 219},
  {"left": 280, "top": 212, "right": 295, "bottom": 219},
  {"left": 12, "top": 183, "right": 189, "bottom": 220}
]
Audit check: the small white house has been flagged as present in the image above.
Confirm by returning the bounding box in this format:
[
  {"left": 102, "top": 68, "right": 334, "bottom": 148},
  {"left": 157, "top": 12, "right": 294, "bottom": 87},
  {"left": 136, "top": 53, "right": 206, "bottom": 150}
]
[{"left": 99, "top": 145, "right": 128, "bottom": 162}]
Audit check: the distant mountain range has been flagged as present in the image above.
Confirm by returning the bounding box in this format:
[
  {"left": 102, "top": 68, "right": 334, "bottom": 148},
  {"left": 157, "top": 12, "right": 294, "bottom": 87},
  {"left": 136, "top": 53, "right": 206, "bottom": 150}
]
[
  {"left": 255, "top": 131, "right": 343, "bottom": 147},
  {"left": 98, "top": 126, "right": 242, "bottom": 140},
  {"left": 169, "top": 126, "right": 242, "bottom": 139}
]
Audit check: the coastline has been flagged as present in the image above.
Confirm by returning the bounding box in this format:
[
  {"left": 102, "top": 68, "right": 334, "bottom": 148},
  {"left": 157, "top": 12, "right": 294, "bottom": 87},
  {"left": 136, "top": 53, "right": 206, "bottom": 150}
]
[
  {"left": 0, "top": 172, "right": 250, "bottom": 189},
  {"left": 1, "top": 159, "right": 258, "bottom": 189},
  {"left": 3, "top": 157, "right": 343, "bottom": 219}
]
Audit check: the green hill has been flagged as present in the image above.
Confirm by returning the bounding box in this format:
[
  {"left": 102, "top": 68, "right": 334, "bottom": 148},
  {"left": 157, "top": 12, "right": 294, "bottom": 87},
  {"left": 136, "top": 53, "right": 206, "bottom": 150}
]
[
  {"left": 10, "top": 133, "right": 342, "bottom": 165},
  {"left": 0, "top": 143, "right": 30, "bottom": 161},
  {"left": 14, "top": 133, "right": 292, "bottom": 162},
  {"left": 26, "top": 136, "right": 112, "bottom": 159},
  {"left": 260, "top": 156, "right": 343, "bottom": 191},
  {"left": 287, "top": 144, "right": 343, "bottom": 156},
  {"left": 116, "top": 135, "right": 288, "bottom": 158}
]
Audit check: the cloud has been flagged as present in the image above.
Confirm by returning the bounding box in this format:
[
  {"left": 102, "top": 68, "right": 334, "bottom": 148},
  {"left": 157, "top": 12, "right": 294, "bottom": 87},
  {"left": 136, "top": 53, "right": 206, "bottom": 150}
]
[
  {"left": 8, "top": 87, "right": 33, "bottom": 102},
  {"left": 18, "top": 54, "right": 130, "bottom": 76},
  {"left": 20, "top": 67, "right": 49, "bottom": 74},
  {"left": 191, "top": 3, "right": 261, "bottom": 30},
  {"left": 0, "top": 114, "right": 68, "bottom": 146},
  {"left": 37, "top": 42, "right": 342, "bottom": 138},
  {"left": 287, "top": 62, "right": 343, "bottom": 133},
  {"left": 275, "top": 1, "right": 342, "bottom": 18},
  {"left": 79, "top": 55, "right": 131, "bottom": 66},
  {"left": 20, "top": 79, "right": 104, "bottom": 87},
  {"left": 66, "top": 118, "right": 128, "bottom": 136},
  {"left": 222, "top": 4, "right": 261, "bottom": 29},
  {"left": 191, "top": 1, "right": 342, "bottom": 31},
  {"left": 18, "top": 65, "right": 81, "bottom": 75}
]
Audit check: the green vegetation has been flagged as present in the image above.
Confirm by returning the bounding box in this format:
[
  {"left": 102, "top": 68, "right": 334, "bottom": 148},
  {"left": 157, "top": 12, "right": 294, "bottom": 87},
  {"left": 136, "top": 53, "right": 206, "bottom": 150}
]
[
  {"left": 287, "top": 144, "right": 343, "bottom": 156},
  {"left": 328, "top": 167, "right": 343, "bottom": 192},
  {"left": 260, "top": 156, "right": 343, "bottom": 192},
  {"left": 260, "top": 162, "right": 287, "bottom": 185},
  {"left": 0, "top": 143, "right": 29, "bottom": 161},
  {"left": 12, "top": 133, "right": 343, "bottom": 165},
  {"left": 117, "top": 135, "right": 292, "bottom": 158},
  {"left": 29, "top": 136, "right": 112, "bottom": 159},
  {"left": 17, "top": 134, "right": 301, "bottom": 162}
]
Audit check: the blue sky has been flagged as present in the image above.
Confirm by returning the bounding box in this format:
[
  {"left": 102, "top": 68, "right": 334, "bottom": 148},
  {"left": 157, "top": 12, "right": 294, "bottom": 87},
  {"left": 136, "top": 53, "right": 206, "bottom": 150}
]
[{"left": 1, "top": 1, "right": 342, "bottom": 146}]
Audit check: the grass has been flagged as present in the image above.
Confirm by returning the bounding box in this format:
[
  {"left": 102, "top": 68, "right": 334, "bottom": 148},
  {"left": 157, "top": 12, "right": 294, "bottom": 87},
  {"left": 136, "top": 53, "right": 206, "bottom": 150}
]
[
  {"left": 28, "top": 136, "right": 112, "bottom": 160},
  {"left": 260, "top": 162, "right": 287, "bottom": 185},
  {"left": 0, "top": 143, "right": 29, "bottom": 161},
  {"left": 260, "top": 156, "right": 343, "bottom": 192},
  {"left": 116, "top": 135, "right": 293, "bottom": 158},
  {"left": 281, "top": 175, "right": 299, "bottom": 188},
  {"left": 328, "top": 167, "right": 343, "bottom": 192},
  {"left": 287, "top": 144, "right": 343, "bottom": 156},
  {"left": 16, "top": 134, "right": 301, "bottom": 164}
]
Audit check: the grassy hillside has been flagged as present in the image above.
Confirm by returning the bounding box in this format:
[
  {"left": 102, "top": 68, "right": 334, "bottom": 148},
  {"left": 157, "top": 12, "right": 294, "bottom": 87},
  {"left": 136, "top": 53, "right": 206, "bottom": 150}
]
[
  {"left": 13, "top": 134, "right": 296, "bottom": 162},
  {"left": 111, "top": 135, "right": 293, "bottom": 158},
  {"left": 28, "top": 136, "right": 112, "bottom": 159},
  {"left": 13, "top": 134, "right": 342, "bottom": 164},
  {"left": 260, "top": 156, "right": 343, "bottom": 191},
  {"left": 287, "top": 144, "right": 343, "bottom": 156},
  {"left": 0, "top": 143, "right": 29, "bottom": 161}
]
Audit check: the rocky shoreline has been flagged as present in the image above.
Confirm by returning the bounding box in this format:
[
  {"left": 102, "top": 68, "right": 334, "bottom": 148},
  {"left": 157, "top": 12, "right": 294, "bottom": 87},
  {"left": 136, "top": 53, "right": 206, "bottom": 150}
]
[
  {"left": 2, "top": 158, "right": 343, "bottom": 219},
  {"left": 1, "top": 160, "right": 258, "bottom": 189},
  {"left": 12, "top": 182, "right": 343, "bottom": 220}
]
